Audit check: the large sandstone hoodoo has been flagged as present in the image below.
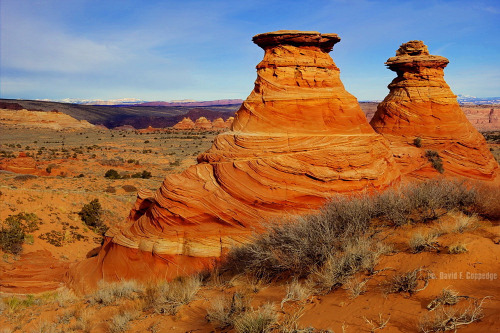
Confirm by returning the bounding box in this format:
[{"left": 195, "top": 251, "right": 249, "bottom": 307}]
[
  {"left": 211, "top": 117, "right": 227, "bottom": 130},
  {"left": 68, "top": 30, "right": 400, "bottom": 291},
  {"left": 370, "top": 41, "right": 499, "bottom": 180},
  {"left": 172, "top": 117, "right": 195, "bottom": 130}
]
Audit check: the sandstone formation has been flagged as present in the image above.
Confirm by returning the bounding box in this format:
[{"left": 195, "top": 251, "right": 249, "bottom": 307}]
[
  {"left": 194, "top": 116, "right": 212, "bottom": 130},
  {"left": 0, "top": 109, "right": 94, "bottom": 130},
  {"left": 225, "top": 116, "right": 234, "bottom": 128},
  {"left": 211, "top": 117, "right": 227, "bottom": 130},
  {"left": 370, "top": 41, "right": 498, "bottom": 180},
  {"left": 172, "top": 117, "right": 195, "bottom": 130},
  {"left": 0, "top": 152, "right": 38, "bottom": 175},
  {"left": 68, "top": 30, "right": 401, "bottom": 291}
]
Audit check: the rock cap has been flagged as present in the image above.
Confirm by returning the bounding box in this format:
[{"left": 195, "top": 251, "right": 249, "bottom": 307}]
[
  {"left": 253, "top": 30, "right": 340, "bottom": 52},
  {"left": 386, "top": 40, "right": 449, "bottom": 70}
]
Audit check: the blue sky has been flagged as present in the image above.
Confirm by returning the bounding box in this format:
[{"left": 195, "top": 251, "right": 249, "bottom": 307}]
[{"left": 1, "top": 0, "right": 499, "bottom": 101}]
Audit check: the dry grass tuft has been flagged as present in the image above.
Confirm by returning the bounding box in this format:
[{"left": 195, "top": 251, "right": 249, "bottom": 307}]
[
  {"left": 448, "top": 243, "right": 468, "bottom": 254},
  {"left": 206, "top": 292, "right": 251, "bottom": 329},
  {"left": 89, "top": 280, "right": 141, "bottom": 306},
  {"left": 363, "top": 313, "right": 390, "bottom": 332},
  {"left": 386, "top": 268, "right": 431, "bottom": 296},
  {"left": 72, "top": 308, "right": 95, "bottom": 332},
  {"left": 281, "top": 280, "right": 312, "bottom": 308},
  {"left": 233, "top": 303, "right": 278, "bottom": 333},
  {"left": 143, "top": 275, "right": 201, "bottom": 315},
  {"left": 419, "top": 297, "right": 489, "bottom": 332},
  {"left": 451, "top": 212, "right": 478, "bottom": 233},
  {"left": 343, "top": 277, "right": 368, "bottom": 299},
  {"left": 427, "top": 288, "right": 461, "bottom": 311},
  {"left": 108, "top": 309, "right": 140, "bottom": 333},
  {"left": 56, "top": 287, "right": 78, "bottom": 307},
  {"left": 409, "top": 232, "right": 439, "bottom": 253}
]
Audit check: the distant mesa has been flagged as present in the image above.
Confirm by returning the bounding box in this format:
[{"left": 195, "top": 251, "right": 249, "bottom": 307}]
[
  {"left": 370, "top": 40, "right": 499, "bottom": 180},
  {"left": 136, "top": 99, "right": 243, "bottom": 107},
  {"left": 0, "top": 108, "right": 95, "bottom": 131},
  {"left": 68, "top": 30, "right": 402, "bottom": 291}
]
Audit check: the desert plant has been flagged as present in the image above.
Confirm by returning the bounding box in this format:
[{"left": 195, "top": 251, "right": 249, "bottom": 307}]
[
  {"left": 143, "top": 275, "right": 201, "bottom": 315},
  {"left": 281, "top": 280, "right": 312, "bottom": 309},
  {"left": 343, "top": 277, "right": 368, "bottom": 299},
  {"left": 56, "top": 287, "right": 78, "bottom": 307},
  {"left": 409, "top": 232, "right": 439, "bottom": 253},
  {"left": 425, "top": 150, "right": 444, "bottom": 173},
  {"left": 78, "top": 199, "right": 107, "bottom": 234},
  {"left": 364, "top": 313, "right": 390, "bottom": 332},
  {"left": 448, "top": 243, "right": 468, "bottom": 254},
  {"left": 451, "top": 213, "right": 478, "bottom": 233},
  {"left": 386, "top": 268, "right": 430, "bottom": 296},
  {"left": 109, "top": 309, "right": 139, "bottom": 333},
  {"left": 233, "top": 303, "right": 278, "bottom": 333},
  {"left": 419, "top": 297, "right": 488, "bottom": 332},
  {"left": 89, "top": 280, "right": 141, "bottom": 306},
  {"left": 131, "top": 170, "right": 152, "bottom": 179},
  {"left": 206, "top": 292, "right": 251, "bottom": 329},
  {"left": 426, "top": 288, "right": 461, "bottom": 311},
  {"left": 0, "top": 220, "right": 25, "bottom": 254},
  {"left": 413, "top": 137, "right": 422, "bottom": 148},
  {"left": 5, "top": 213, "right": 41, "bottom": 233},
  {"left": 121, "top": 185, "right": 138, "bottom": 193},
  {"left": 104, "top": 169, "right": 121, "bottom": 179}
]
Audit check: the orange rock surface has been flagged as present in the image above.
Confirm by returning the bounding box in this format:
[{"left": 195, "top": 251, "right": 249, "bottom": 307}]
[
  {"left": 194, "top": 116, "right": 212, "bottom": 130},
  {"left": 172, "top": 117, "right": 195, "bottom": 130},
  {"left": 0, "top": 152, "right": 39, "bottom": 175},
  {"left": 370, "top": 41, "right": 499, "bottom": 180},
  {"left": 225, "top": 116, "right": 234, "bottom": 128},
  {"left": 67, "top": 30, "right": 400, "bottom": 291},
  {"left": 211, "top": 117, "right": 227, "bottom": 129},
  {"left": 0, "top": 109, "right": 94, "bottom": 130}
]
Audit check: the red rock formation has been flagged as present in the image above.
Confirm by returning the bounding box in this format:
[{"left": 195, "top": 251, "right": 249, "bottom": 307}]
[
  {"left": 370, "top": 40, "right": 498, "bottom": 180},
  {"left": 194, "top": 116, "right": 212, "bottom": 130},
  {"left": 0, "top": 109, "right": 95, "bottom": 130},
  {"left": 68, "top": 30, "right": 400, "bottom": 292},
  {"left": 0, "top": 152, "right": 38, "bottom": 175},
  {"left": 172, "top": 117, "right": 195, "bottom": 130},
  {"left": 211, "top": 117, "right": 227, "bottom": 130},
  {"left": 225, "top": 116, "right": 234, "bottom": 128}
]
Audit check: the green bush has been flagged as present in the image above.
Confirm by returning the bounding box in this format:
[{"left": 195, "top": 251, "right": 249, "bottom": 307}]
[
  {"left": 425, "top": 150, "right": 444, "bottom": 173},
  {"left": 78, "top": 199, "right": 108, "bottom": 234},
  {"left": 131, "top": 170, "right": 152, "bottom": 179},
  {"left": 5, "top": 213, "right": 41, "bottom": 233},
  {"left": 104, "top": 169, "right": 121, "bottom": 179},
  {"left": 413, "top": 137, "right": 422, "bottom": 148},
  {"left": 0, "top": 220, "right": 25, "bottom": 254}
]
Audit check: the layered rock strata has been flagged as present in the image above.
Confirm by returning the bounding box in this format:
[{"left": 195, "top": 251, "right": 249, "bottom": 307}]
[
  {"left": 172, "top": 117, "right": 195, "bottom": 130},
  {"left": 0, "top": 109, "right": 94, "bottom": 130},
  {"left": 194, "top": 116, "right": 212, "bottom": 130},
  {"left": 370, "top": 41, "right": 498, "bottom": 180},
  {"left": 68, "top": 30, "right": 400, "bottom": 291}
]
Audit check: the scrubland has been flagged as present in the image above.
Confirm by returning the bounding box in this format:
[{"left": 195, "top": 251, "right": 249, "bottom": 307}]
[{"left": 0, "top": 127, "right": 499, "bottom": 332}]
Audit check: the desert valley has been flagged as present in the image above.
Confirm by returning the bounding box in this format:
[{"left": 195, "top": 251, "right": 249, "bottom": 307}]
[{"left": 1, "top": 23, "right": 500, "bottom": 333}]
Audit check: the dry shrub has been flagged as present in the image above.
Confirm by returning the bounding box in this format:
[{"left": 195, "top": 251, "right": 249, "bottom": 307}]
[
  {"left": 427, "top": 288, "right": 460, "bottom": 311},
  {"left": 281, "top": 280, "right": 312, "bottom": 308},
  {"left": 56, "top": 287, "right": 78, "bottom": 307},
  {"left": 343, "top": 277, "right": 368, "bottom": 299},
  {"left": 409, "top": 232, "right": 439, "bottom": 253},
  {"left": 308, "top": 238, "right": 388, "bottom": 294},
  {"left": 89, "top": 280, "right": 141, "bottom": 306},
  {"left": 206, "top": 292, "right": 251, "bottom": 329},
  {"left": 143, "top": 275, "right": 201, "bottom": 315},
  {"left": 474, "top": 183, "right": 500, "bottom": 219},
  {"left": 72, "top": 308, "right": 94, "bottom": 332},
  {"left": 108, "top": 309, "right": 140, "bottom": 333},
  {"left": 363, "top": 313, "right": 390, "bottom": 332},
  {"left": 419, "top": 297, "right": 488, "bottom": 332},
  {"left": 448, "top": 243, "right": 468, "bottom": 254},
  {"left": 386, "top": 268, "right": 431, "bottom": 296},
  {"left": 224, "top": 194, "right": 374, "bottom": 280},
  {"left": 451, "top": 212, "right": 478, "bottom": 233},
  {"left": 233, "top": 303, "right": 277, "bottom": 333}
]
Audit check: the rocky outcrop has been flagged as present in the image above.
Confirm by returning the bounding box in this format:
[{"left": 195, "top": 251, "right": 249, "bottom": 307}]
[
  {"left": 194, "top": 117, "right": 212, "bottom": 130},
  {"left": 0, "top": 152, "right": 38, "bottom": 175},
  {"left": 225, "top": 116, "right": 234, "bottom": 128},
  {"left": 68, "top": 30, "right": 400, "bottom": 291},
  {"left": 172, "top": 117, "right": 195, "bottom": 130},
  {"left": 0, "top": 109, "right": 95, "bottom": 130},
  {"left": 211, "top": 117, "right": 226, "bottom": 129},
  {"left": 370, "top": 41, "right": 498, "bottom": 180}
]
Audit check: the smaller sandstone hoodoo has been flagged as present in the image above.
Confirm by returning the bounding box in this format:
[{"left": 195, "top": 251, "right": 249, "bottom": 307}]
[
  {"left": 370, "top": 40, "right": 499, "bottom": 180},
  {"left": 225, "top": 116, "right": 234, "bottom": 128},
  {"left": 211, "top": 117, "right": 227, "bottom": 130},
  {"left": 194, "top": 116, "right": 212, "bottom": 130},
  {"left": 173, "top": 117, "right": 195, "bottom": 130}
]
